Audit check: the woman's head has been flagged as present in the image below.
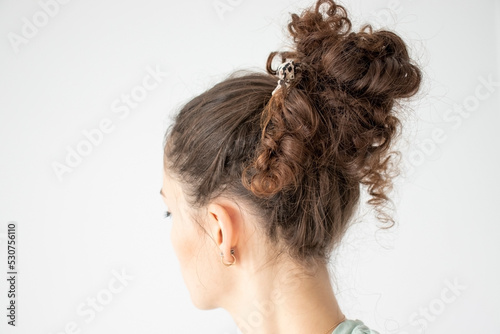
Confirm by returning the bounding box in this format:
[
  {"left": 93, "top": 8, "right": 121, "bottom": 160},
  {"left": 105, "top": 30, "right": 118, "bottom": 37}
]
[{"left": 161, "top": 0, "right": 421, "bottom": 308}]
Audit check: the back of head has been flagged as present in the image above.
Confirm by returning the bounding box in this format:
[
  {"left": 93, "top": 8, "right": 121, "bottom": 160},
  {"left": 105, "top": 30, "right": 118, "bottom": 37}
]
[{"left": 164, "top": 0, "right": 422, "bottom": 268}]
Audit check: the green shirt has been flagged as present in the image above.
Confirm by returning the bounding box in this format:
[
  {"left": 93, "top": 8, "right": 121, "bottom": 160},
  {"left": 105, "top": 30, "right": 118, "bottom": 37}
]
[{"left": 332, "top": 319, "right": 380, "bottom": 334}]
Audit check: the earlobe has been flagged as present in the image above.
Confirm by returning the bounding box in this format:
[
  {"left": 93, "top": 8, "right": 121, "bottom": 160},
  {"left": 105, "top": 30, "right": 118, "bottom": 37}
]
[{"left": 220, "top": 249, "right": 236, "bottom": 267}]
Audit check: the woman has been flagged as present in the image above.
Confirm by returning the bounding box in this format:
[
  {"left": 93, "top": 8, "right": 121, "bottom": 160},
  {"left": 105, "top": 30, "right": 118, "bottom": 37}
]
[{"left": 160, "top": 0, "right": 422, "bottom": 333}]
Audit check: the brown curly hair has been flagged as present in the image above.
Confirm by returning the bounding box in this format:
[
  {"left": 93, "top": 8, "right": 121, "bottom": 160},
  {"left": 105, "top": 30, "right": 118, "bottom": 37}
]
[{"left": 164, "top": 0, "right": 422, "bottom": 268}]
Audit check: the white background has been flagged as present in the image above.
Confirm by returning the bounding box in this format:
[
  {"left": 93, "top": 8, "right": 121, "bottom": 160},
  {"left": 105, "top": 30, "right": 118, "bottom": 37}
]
[{"left": 0, "top": 0, "right": 499, "bottom": 333}]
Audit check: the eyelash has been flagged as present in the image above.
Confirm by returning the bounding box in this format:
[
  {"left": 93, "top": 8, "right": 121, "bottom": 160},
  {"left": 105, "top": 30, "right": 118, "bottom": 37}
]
[{"left": 163, "top": 211, "right": 171, "bottom": 219}]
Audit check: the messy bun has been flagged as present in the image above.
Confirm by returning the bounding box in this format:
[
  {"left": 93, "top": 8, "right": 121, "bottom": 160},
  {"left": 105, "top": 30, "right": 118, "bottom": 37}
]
[
  {"left": 243, "top": 0, "right": 421, "bottom": 225},
  {"left": 164, "top": 0, "right": 421, "bottom": 266}
]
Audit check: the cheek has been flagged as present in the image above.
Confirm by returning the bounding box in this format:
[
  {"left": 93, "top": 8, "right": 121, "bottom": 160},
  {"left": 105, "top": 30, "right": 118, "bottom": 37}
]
[
  {"left": 170, "top": 214, "right": 203, "bottom": 275},
  {"left": 170, "top": 216, "right": 191, "bottom": 265},
  {"left": 170, "top": 215, "right": 221, "bottom": 309}
]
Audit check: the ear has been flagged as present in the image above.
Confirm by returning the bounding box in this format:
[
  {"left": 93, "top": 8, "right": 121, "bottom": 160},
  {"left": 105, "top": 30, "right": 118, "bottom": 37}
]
[{"left": 206, "top": 201, "right": 240, "bottom": 262}]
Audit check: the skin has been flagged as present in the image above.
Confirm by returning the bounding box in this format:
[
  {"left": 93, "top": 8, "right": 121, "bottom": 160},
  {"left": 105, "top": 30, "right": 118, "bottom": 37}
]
[{"left": 160, "top": 168, "right": 345, "bottom": 334}]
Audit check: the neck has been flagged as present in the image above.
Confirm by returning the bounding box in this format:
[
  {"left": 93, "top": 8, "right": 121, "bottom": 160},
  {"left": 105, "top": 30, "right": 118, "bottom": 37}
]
[{"left": 224, "top": 260, "right": 344, "bottom": 334}]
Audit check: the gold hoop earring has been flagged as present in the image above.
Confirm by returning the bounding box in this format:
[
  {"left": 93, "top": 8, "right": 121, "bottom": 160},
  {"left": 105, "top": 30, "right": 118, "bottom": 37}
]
[{"left": 220, "top": 249, "right": 236, "bottom": 267}]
